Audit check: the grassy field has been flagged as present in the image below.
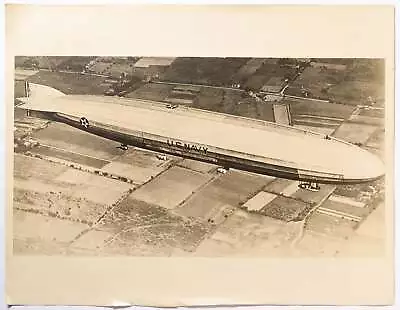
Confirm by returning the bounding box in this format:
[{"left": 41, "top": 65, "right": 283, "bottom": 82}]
[
  {"left": 56, "top": 56, "right": 96, "bottom": 72},
  {"left": 184, "top": 88, "right": 275, "bottom": 122},
  {"left": 15, "top": 56, "right": 37, "bottom": 68},
  {"left": 127, "top": 83, "right": 173, "bottom": 101},
  {"left": 365, "top": 128, "right": 385, "bottom": 150},
  {"left": 334, "top": 176, "right": 384, "bottom": 196},
  {"left": 284, "top": 98, "right": 356, "bottom": 119},
  {"left": 306, "top": 213, "right": 357, "bottom": 238},
  {"left": 261, "top": 195, "right": 309, "bottom": 222},
  {"left": 177, "top": 158, "right": 217, "bottom": 173},
  {"left": 193, "top": 87, "right": 224, "bottom": 110},
  {"left": 287, "top": 59, "right": 385, "bottom": 106},
  {"left": 14, "top": 79, "right": 26, "bottom": 98},
  {"left": 90, "top": 59, "right": 140, "bottom": 78},
  {"left": 245, "top": 62, "right": 298, "bottom": 90},
  {"left": 231, "top": 58, "right": 267, "bottom": 82},
  {"left": 332, "top": 122, "right": 378, "bottom": 145},
  {"left": 26, "top": 70, "right": 109, "bottom": 95},
  {"left": 32, "top": 122, "right": 125, "bottom": 160},
  {"left": 311, "top": 58, "right": 355, "bottom": 65},
  {"left": 15, "top": 56, "right": 69, "bottom": 70},
  {"left": 286, "top": 65, "right": 347, "bottom": 100},
  {"left": 328, "top": 80, "right": 384, "bottom": 106},
  {"left": 13, "top": 154, "right": 128, "bottom": 226},
  {"left": 321, "top": 199, "right": 370, "bottom": 219},
  {"left": 31, "top": 145, "right": 110, "bottom": 169},
  {"left": 359, "top": 108, "right": 385, "bottom": 118},
  {"left": 346, "top": 59, "right": 385, "bottom": 81},
  {"left": 54, "top": 168, "right": 132, "bottom": 206},
  {"left": 129, "top": 166, "right": 212, "bottom": 209},
  {"left": 14, "top": 153, "right": 67, "bottom": 181},
  {"left": 239, "top": 99, "right": 275, "bottom": 122},
  {"left": 217, "top": 89, "right": 242, "bottom": 114},
  {"left": 13, "top": 209, "right": 89, "bottom": 255},
  {"left": 15, "top": 56, "right": 137, "bottom": 75},
  {"left": 160, "top": 57, "right": 250, "bottom": 87},
  {"left": 264, "top": 178, "right": 293, "bottom": 195},
  {"left": 98, "top": 196, "right": 210, "bottom": 254},
  {"left": 125, "top": 83, "right": 275, "bottom": 122}
]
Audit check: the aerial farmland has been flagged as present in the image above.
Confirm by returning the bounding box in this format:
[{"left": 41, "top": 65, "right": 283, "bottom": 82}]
[{"left": 13, "top": 56, "right": 387, "bottom": 257}]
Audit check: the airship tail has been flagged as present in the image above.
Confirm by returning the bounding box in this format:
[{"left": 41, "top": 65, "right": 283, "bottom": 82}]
[{"left": 16, "top": 82, "right": 66, "bottom": 104}]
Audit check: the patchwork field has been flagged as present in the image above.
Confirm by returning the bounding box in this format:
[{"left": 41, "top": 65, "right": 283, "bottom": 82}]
[
  {"left": 175, "top": 170, "right": 273, "bottom": 222},
  {"left": 13, "top": 154, "right": 132, "bottom": 226}
]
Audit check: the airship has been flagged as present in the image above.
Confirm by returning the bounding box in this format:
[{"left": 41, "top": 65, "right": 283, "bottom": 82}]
[{"left": 16, "top": 82, "right": 385, "bottom": 186}]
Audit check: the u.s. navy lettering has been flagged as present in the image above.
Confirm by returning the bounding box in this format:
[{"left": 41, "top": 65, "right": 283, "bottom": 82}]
[{"left": 167, "top": 139, "right": 208, "bottom": 154}]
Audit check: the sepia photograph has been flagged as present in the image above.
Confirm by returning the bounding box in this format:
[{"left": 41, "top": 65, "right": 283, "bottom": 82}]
[
  {"left": 5, "top": 5, "right": 395, "bottom": 307},
  {"left": 13, "top": 56, "right": 387, "bottom": 257}
]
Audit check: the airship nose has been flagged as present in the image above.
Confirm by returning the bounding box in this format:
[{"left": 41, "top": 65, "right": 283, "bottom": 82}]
[{"left": 344, "top": 149, "right": 385, "bottom": 182}]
